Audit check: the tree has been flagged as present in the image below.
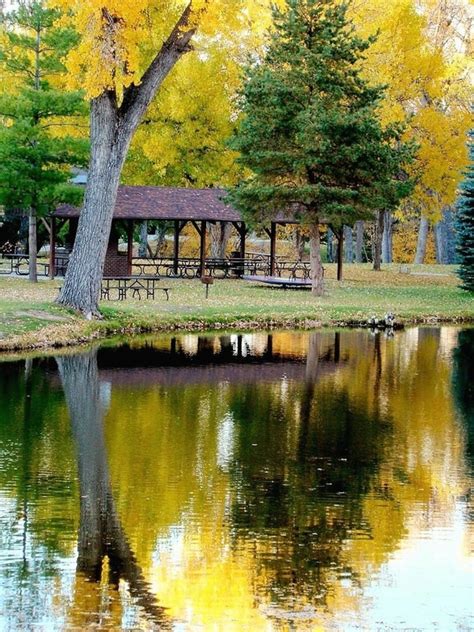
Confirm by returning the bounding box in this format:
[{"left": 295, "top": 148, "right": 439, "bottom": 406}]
[
  {"left": 0, "top": 1, "right": 88, "bottom": 282},
  {"left": 230, "top": 0, "right": 413, "bottom": 294},
  {"left": 455, "top": 134, "right": 474, "bottom": 292},
  {"left": 54, "top": 0, "right": 279, "bottom": 316},
  {"left": 351, "top": 0, "right": 472, "bottom": 264}
]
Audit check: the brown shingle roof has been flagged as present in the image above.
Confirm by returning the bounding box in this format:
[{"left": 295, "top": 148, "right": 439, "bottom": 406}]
[{"left": 55, "top": 185, "right": 243, "bottom": 222}]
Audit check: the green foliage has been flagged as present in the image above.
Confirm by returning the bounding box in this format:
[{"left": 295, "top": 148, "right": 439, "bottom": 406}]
[
  {"left": 0, "top": 1, "right": 88, "bottom": 218},
  {"left": 455, "top": 135, "right": 474, "bottom": 292},
  {"left": 229, "top": 0, "right": 415, "bottom": 230}
]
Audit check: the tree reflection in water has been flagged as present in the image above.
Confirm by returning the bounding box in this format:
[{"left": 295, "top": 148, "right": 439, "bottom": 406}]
[
  {"left": 227, "top": 332, "right": 392, "bottom": 614},
  {"left": 56, "top": 351, "right": 170, "bottom": 629},
  {"left": 0, "top": 328, "right": 472, "bottom": 630}
]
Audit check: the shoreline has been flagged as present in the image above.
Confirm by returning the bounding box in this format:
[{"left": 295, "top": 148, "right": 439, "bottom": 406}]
[
  {"left": 1, "top": 267, "right": 472, "bottom": 357},
  {"left": 1, "top": 312, "right": 473, "bottom": 357}
]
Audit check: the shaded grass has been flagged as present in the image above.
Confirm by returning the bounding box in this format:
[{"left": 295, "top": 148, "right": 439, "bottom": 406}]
[{"left": 0, "top": 264, "right": 472, "bottom": 352}]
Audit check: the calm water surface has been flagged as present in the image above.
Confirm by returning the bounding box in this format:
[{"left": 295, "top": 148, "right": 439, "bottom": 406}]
[{"left": 0, "top": 327, "right": 472, "bottom": 631}]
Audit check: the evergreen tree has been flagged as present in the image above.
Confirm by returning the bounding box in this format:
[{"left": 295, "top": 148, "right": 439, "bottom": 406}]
[
  {"left": 230, "top": 0, "right": 414, "bottom": 294},
  {"left": 455, "top": 134, "right": 474, "bottom": 292},
  {"left": 0, "top": 1, "right": 88, "bottom": 282}
]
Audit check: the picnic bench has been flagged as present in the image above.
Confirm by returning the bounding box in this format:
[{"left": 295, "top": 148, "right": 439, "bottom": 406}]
[
  {"left": 101, "top": 276, "right": 171, "bottom": 301},
  {"left": 0, "top": 253, "right": 48, "bottom": 276},
  {"left": 242, "top": 275, "right": 313, "bottom": 290}
]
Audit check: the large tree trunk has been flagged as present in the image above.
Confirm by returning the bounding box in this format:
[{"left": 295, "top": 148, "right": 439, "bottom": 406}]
[
  {"left": 414, "top": 216, "right": 429, "bottom": 264},
  {"left": 309, "top": 221, "right": 324, "bottom": 296},
  {"left": 344, "top": 225, "right": 353, "bottom": 263},
  {"left": 210, "top": 222, "right": 232, "bottom": 259},
  {"left": 355, "top": 220, "right": 364, "bottom": 263},
  {"left": 57, "top": 5, "right": 196, "bottom": 316},
  {"left": 382, "top": 210, "right": 392, "bottom": 264},
  {"left": 373, "top": 211, "right": 384, "bottom": 271},
  {"left": 28, "top": 208, "right": 37, "bottom": 283},
  {"left": 58, "top": 96, "right": 128, "bottom": 317}
]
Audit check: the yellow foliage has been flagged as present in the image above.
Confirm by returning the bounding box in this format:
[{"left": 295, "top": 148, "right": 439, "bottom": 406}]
[
  {"left": 392, "top": 221, "right": 436, "bottom": 263},
  {"left": 49, "top": 0, "right": 280, "bottom": 100},
  {"left": 124, "top": 46, "right": 243, "bottom": 186},
  {"left": 351, "top": 0, "right": 472, "bottom": 221}
]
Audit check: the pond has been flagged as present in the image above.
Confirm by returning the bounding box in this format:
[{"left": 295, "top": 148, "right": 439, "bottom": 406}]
[{"left": 0, "top": 327, "right": 472, "bottom": 631}]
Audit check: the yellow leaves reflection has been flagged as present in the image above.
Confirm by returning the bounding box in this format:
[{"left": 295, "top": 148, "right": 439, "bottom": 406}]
[{"left": 91, "top": 328, "right": 471, "bottom": 628}]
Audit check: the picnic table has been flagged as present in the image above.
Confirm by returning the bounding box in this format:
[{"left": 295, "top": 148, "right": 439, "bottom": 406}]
[
  {"left": 0, "top": 254, "right": 44, "bottom": 276},
  {"left": 0, "top": 253, "right": 69, "bottom": 277},
  {"left": 242, "top": 275, "right": 313, "bottom": 290},
  {"left": 101, "top": 276, "right": 171, "bottom": 301}
]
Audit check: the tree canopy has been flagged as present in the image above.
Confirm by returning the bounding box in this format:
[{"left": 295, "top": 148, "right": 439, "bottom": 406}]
[
  {"left": 0, "top": 0, "right": 88, "bottom": 281},
  {"left": 229, "top": 0, "right": 414, "bottom": 294},
  {"left": 455, "top": 134, "right": 474, "bottom": 292}
]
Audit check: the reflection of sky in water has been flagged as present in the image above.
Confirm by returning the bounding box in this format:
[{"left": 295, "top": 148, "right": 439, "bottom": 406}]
[
  {"left": 216, "top": 413, "right": 235, "bottom": 470},
  {"left": 0, "top": 327, "right": 472, "bottom": 630},
  {"left": 359, "top": 508, "right": 473, "bottom": 631}
]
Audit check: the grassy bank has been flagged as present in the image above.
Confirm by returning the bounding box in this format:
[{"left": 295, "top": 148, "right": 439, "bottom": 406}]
[{"left": 0, "top": 264, "right": 472, "bottom": 352}]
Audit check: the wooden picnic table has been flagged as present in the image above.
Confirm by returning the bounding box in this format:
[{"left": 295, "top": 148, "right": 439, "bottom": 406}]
[
  {"left": 242, "top": 275, "right": 313, "bottom": 290},
  {"left": 101, "top": 276, "right": 171, "bottom": 301},
  {"left": 0, "top": 253, "right": 69, "bottom": 276}
]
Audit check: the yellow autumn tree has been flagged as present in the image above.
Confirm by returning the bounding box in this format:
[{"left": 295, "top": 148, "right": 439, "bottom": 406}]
[
  {"left": 351, "top": 0, "right": 472, "bottom": 263},
  {"left": 53, "top": 0, "right": 279, "bottom": 316}
]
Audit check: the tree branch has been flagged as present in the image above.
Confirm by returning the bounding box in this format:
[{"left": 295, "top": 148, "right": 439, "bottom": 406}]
[{"left": 118, "top": 2, "right": 197, "bottom": 132}]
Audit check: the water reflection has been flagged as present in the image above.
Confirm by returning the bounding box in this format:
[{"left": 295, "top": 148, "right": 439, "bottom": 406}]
[
  {"left": 0, "top": 328, "right": 472, "bottom": 630},
  {"left": 56, "top": 352, "right": 168, "bottom": 628}
]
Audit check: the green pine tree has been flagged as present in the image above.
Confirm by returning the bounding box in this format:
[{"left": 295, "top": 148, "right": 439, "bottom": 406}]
[
  {"left": 229, "top": 0, "right": 414, "bottom": 295},
  {"left": 455, "top": 134, "right": 474, "bottom": 292},
  {"left": 0, "top": 1, "right": 88, "bottom": 282}
]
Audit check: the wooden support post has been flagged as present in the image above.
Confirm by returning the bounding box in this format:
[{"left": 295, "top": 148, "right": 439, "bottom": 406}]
[
  {"left": 239, "top": 222, "right": 246, "bottom": 259},
  {"left": 127, "top": 220, "right": 134, "bottom": 276},
  {"left": 266, "top": 333, "right": 273, "bottom": 357},
  {"left": 199, "top": 220, "right": 207, "bottom": 276},
  {"left": 49, "top": 216, "right": 56, "bottom": 279},
  {"left": 270, "top": 222, "right": 277, "bottom": 276},
  {"left": 174, "top": 220, "right": 180, "bottom": 275},
  {"left": 66, "top": 218, "right": 78, "bottom": 251}
]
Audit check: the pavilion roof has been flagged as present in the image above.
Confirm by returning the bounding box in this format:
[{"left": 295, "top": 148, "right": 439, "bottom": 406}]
[
  {"left": 55, "top": 185, "right": 242, "bottom": 222},
  {"left": 54, "top": 185, "right": 301, "bottom": 224}
]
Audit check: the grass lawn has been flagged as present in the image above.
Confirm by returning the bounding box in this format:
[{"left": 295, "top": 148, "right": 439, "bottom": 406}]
[{"left": 0, "top": 263, "right": 472, "bottom": 352}]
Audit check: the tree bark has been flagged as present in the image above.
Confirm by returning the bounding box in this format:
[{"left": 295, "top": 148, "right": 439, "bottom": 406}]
[
  {"left": 327, "top": 227, "right": 334, "bottom": 263},
  {"left": 336, "top": 230, "right": 343, "bottom": 281},
  {"left": 210, "top": 222, "right": 232, "bottom": 259},
  {"left": 309, "top": 221, "right": 324, "bottom": 296},
  {"left": 344, "top": 225, "right": 353, "bottom": 264},
  {"left": 138, "top": 221, "right": 148, "bottom": 258},
  {"left": 434, "top": 221, "right": 446, "bottom": 264},
  {"left": 443, "top": 207, "right": 456, "bottom": 264},
  {"left": 57, "top": 5, "right": 196, "bottom": 316},
  {"left": 373, "top": 211, "right": 384, "bottom": 271},
  {"left": 382, "top": 210, "right": 392, "bottom": 264},
  {"left": 414, "top": 216, "right": 429, "bottom": 264},
  {"left": 28, "top": 208, "right": 37, "bottom": 283},
  {"left": 57, "top": 95, "right": 127, "bottom": 317},
  {"left": 355, "top": 220, "right": 364, "bottom": 263}
]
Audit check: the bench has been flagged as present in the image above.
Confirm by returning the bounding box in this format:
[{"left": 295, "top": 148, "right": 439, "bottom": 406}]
[{"left": 101, "top": 276, "right": 171, "bottom": 301}]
